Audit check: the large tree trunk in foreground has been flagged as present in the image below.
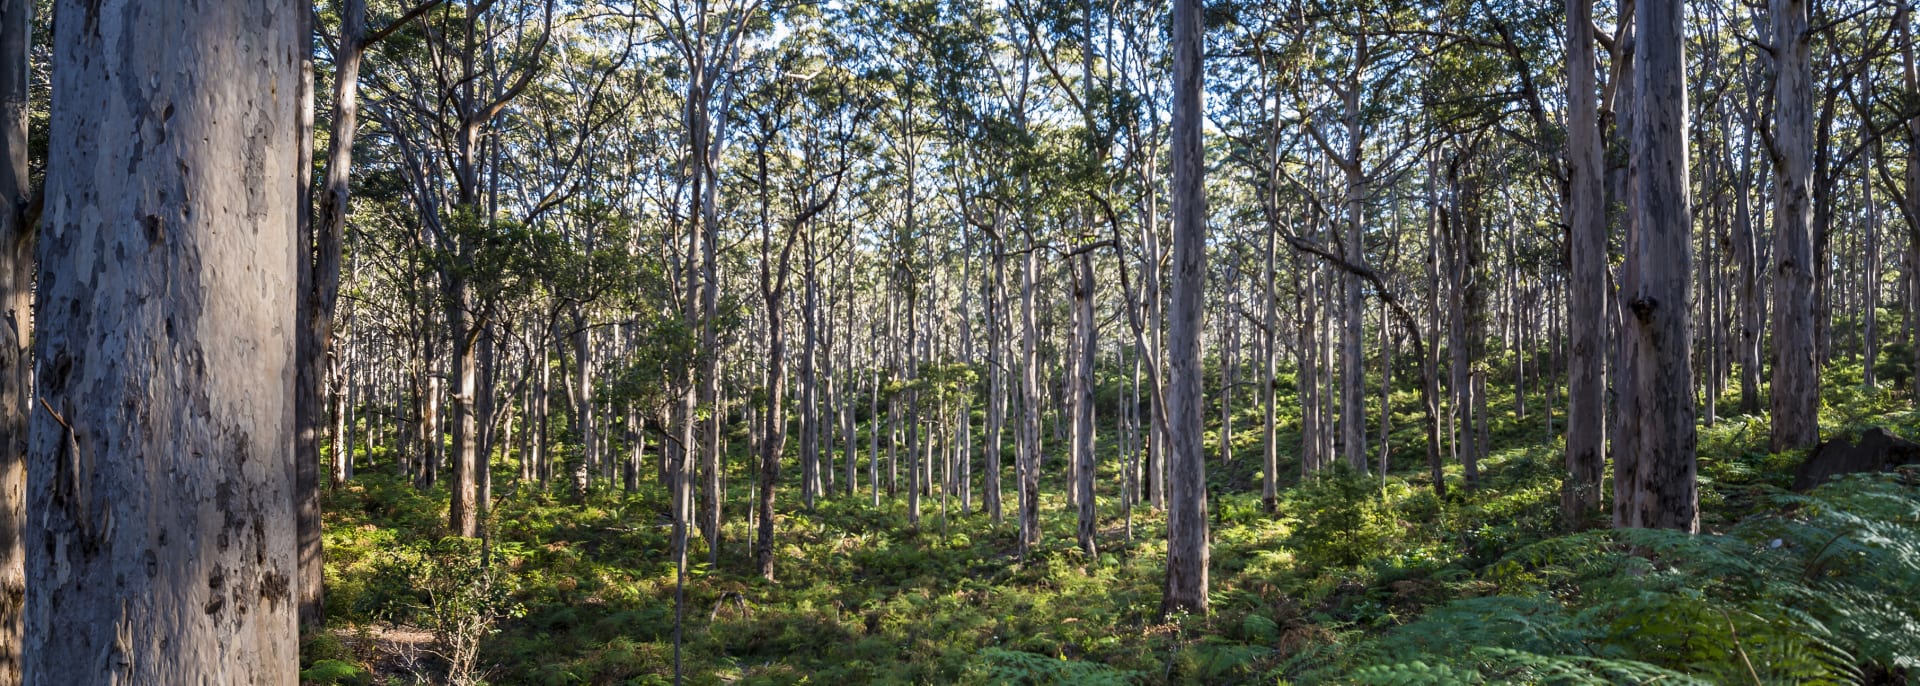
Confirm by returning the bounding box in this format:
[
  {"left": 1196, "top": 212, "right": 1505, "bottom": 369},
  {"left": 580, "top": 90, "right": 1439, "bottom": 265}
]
[
  {"left": 1162, "top": 0, "right": 1210, "bottom": 617},
  {"left": 1614, "top": 0, "right": 1699, "bottom": 532},
  {"left": 1768, "top": 0, "right": 1819, "bottom": 453},
  {"left": 0, "top": 0, "right": 29, "bottom": 676},
  {"left": 1563, "top": 0, "right": 1608, "bottom": 529},
  {"left": 28, "top": 0, "right": 302, "bottom": 679}
]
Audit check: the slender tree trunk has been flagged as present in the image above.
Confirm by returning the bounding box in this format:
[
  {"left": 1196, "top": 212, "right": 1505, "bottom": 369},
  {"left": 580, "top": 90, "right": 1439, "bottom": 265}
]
[
  {"left": 1262, "top": 212, "right": 1279, "bottom": 512},
  {"left": 1019, "top": 242, "right": 1042, "bottom": 556},
  {"left": 291, "top": 9, "right": 323, "bottom": 632},
  {"left": 1732, "top": 102, "right": 1764, "bottom": 414},
  {"left": 870, "top": 363, "right": 881, "bottom": 509},
  {"left": 756, "top": 305, "right": 788, "bottom": 581},
  {"left": 1143, "top": 187, "right": 1167, "bottom": 512},
  {"left": 1340, "top": 72, "right": 1369, "bottom": 472},
  {"left": 986, "top": 232, "right": 1007, "bottom": 524},
  {"left": 29, "top": 1, "right": 302, "bottom": 677},
  {"left": 1217, "top": 289, "right": 1234, "bottom": 467},
  {"left": 1072, "top": 251, "right": 1098, "bottom": 558},
  {"left": 1865, "top": 142, "right": 1881, "bottom": 389},
  {"left": 801, "top": 239, "right": 821, "bottom": 510},
  {"left": 1902, "top": 6, "right": 1920, "bottom": 400},
  {"left": 1377, "top": 300, "right": 1393, "bottom": 478},
  {"left": 1301, "top": 262, "right": 1322, "bottom": 476}
]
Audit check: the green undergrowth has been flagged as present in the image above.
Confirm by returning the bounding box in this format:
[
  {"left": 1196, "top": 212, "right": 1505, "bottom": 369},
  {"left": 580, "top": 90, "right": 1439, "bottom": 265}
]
[{"left": 309, "top": 371, "right": 1920, "bottom": 684}]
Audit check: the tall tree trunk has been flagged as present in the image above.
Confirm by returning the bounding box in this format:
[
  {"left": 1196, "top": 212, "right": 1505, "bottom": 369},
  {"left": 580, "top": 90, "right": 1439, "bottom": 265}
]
[
  {"left": 1445, "top": 170, "right": 1479, "bottom": 488},
  {"left": 1732, "top": 102, "right": 1764, "bottom": 414},
  {"left": 29, "top": 0, "right": 302, "bottom": 677},
  {"left": 1143, "top": 185, "right": 1167, "bottom": 512},
  {"left": 755, "top": 302, "right": 788, "bottom": 581},
  {"left": 801, "top": 236, "right": 822, "bottom": 510},
  {"left": 986, "top": 231, "right": 1007, "bottom": 524},
  {"left": 291, "top": 8, "right": 323, "bottom": 632},
  {"left": 1018, "top": 241, "right": 1042, "bottom": 556},
  {"left": 1262, "top": 211, "right": 1279, "bottom": 513},
  {"left": 568, "top": 324, "right": 595, "bottom": 498},
  {"left": 1072, "top": 251, "right": 1098, "bottom": 558},
  {"left": 1340, "top": 68, "right": 1369, "bottom": 472},
  {"left": 1864, "top": 142, "right": 1881, "bottom": 389},
  {"left": 0, "top": 0, "right": 30, "bottom": 676},
  {"left": 1217, "top": 287, "right": 1234, "bottom": 467},
  {"left": 1564, "top": 0, "right": 1608, "bottom": 528},
  {"left": 1163, "top": 0, "right": 1210, "bottom": 616},
  {"left": 1300, "top": 261, "right": 1322, "bottom": 476},
  {"left": 448, "top": 296, "right": 481, "bottom": 537},
  {"left": 1614, "top": 0, "right": 1699, "bottom": 531},
  {"left": 1769, "top": 0, "right": 1819, "bottom": 452},
  {"left": 1902, "top": 5, "right": 1920, "bottom": 401},
  {"left": 869, "top": 363, "right": 882, "bottom": 509}
]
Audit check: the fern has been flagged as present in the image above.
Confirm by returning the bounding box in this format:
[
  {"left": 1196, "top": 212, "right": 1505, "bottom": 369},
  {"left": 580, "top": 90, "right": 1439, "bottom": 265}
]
[
  {"left": 1288, "top": 473, "right": 1920, "bottom": 684},
  {"left": 970, "top": 647, "right": 1141, "bottom": 685}
]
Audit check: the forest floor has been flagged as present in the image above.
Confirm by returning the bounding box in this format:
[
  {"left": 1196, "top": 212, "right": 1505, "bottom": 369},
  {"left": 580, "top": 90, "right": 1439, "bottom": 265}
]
[{"left": 301, "top": 365, "right": 1920, "bottom": 684}]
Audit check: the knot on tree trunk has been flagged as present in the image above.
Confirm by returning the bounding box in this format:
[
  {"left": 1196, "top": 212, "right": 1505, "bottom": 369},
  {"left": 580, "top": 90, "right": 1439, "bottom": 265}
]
[{"left": 1628, "top": 295, "right": 1659, "bottom": 320}]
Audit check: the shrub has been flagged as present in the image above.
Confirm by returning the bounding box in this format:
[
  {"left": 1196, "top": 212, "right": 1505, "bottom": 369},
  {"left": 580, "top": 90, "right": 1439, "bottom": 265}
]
[{"left": 1284, "top": 467, "right": 1402, "bottom": 571}]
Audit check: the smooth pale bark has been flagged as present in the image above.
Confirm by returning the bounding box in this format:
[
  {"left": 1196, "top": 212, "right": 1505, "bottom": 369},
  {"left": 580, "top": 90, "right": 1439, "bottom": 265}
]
[
  {"left": 906, "top": 289, "right": 921, "bottom": 528},
  {"left": 1018, "top": 244, "right": 1042, "bottom": 556},
  {"left": 1300, "top": 261, "right": 1323, "bottom": 475},
  {"left": 1126, "top": 355, "right": 1141, "bottom": 535},
  {"left": 1563, "top": 0, "right": 1608, "bottom": 528},
  {"left": 29, "top": 0, "right": 302, "bottom": 678},
  {"left": 1731, "top": 100, "right": 1764, "bottom": 414},
  {"left": 334, "top": 321, "right": 355, "bottom": 486},
  {"left": 985, "top": 228, "right": 1007, "bottom": 524},
  {"left": 842, "top": 256, "right": 859, "bottom": 497},
  {"left": 0, "top": 0, "right": 28, "bottom": 677},
  {"left": 1262, "top": 213, "right": 1279, "bottom": 513},
  {"left": 1614, "top": 0, "right": 1699, "bottom": 532},
  {"left": 1146, "top": 208, "right": 1166, "bottom": 511},
  {"left": 1377, "top": 301, "right": 1392, "bottom": 477},
  {"left": 957, "top": 248, "right": 974, "bottom": 515},
  {"left": 1163, "top": 0, "right": 1209, "bottom": 616},
  {"left": 800, "top": 236, "right": 821, "bottom": 510},
  {"left": 1864, "top": 143, "right": 1880, "bottom": 389},
  {"left": 566, "top": 323, "right": 594, "bottom": 499},
  {"left": 886, "top": 286, "right": 900, "bottom": 499},
  {"left": 869, "top": 363, "right": 881, "bottom": 509},
  {"left": 1769, "top": 0, "right": 1819, "bottom": 453},
  {"left": 1217, "top": 288, "right": 1235, "bottom": 467}
]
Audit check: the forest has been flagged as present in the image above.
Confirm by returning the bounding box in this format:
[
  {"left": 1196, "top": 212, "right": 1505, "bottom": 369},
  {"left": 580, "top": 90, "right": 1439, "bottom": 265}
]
[{"left": 1, "top": 0, "right": 1920, "bottom": 682}]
